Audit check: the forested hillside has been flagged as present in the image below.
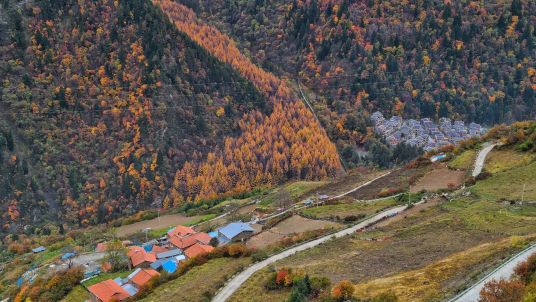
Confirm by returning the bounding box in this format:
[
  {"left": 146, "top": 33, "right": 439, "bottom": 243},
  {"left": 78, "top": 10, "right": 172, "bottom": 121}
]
[
  {"left": 179, "top": 0, "right": 536, "bottom": 166},
  {"left": 0, "top": 0, "right": 340, "bottom": 233}
]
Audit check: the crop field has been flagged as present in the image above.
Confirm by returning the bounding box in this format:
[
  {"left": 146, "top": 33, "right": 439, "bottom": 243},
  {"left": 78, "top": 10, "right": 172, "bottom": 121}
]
[
  {"left": 258, "top": 181, "right": 328, "bottom": 208},
  {"left": 448, "top": 149, "right": 477, "bottom": 170},
  {"left": 300, "top": 198, "right": 398, "bottom": 220},
  {"left": 230, "top": 191, "right": 536, "bottom": 301},
  {"left": 347, "top": 165, "right": 431, "bottom": 200},
  {"left": 473, "top": 160, "right": 536, "bottom": 202},
  {"left": 484, "top": 149, "right": 536, "bottom": 174},
  {"left": 354, "top": 236, "right": 535, "bottom": 302},
  {"left": 140, "top": 257, "right": 251, "bottom": 302},
  {"left": 410, "top": 167, "right": 465, "bottom": 193},
  {"left": 247, "top": 216, "right": 340, "bottom": 249}
]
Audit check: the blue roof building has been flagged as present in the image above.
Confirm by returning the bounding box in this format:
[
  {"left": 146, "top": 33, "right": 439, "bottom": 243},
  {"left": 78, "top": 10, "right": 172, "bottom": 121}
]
[
  {"left": 61, "top": 252, "right": 76, "bottom": 260},
  {"left": 162, "top": 260, "right": 177, "bottom": 273},
  {"left": 217, "top": 222, "right": 254, "bottom": 244},
  {"left": 31, "top": 246, "right": 46, "bottom": 253}
]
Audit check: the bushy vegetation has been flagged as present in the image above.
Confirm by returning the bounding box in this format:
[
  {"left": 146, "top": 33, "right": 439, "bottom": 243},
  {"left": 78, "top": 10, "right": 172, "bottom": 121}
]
[
  {"left": 479, "top": 252, "right": 536, "bottom": 302},
  {"left": 181, "top": 0, "right": 536, "bottom": 168}
]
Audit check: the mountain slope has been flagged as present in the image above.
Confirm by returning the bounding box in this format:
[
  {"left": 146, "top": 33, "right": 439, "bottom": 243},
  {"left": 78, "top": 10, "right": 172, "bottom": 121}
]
[
  {"left": 0, "top": 0, "right": 340, "bottom": 232},
  {"left": 153, "top": 0, "right": 341, "bottom": 203},
  {"left": 178, "top": 0, "right": 536, "bottom": 166}
]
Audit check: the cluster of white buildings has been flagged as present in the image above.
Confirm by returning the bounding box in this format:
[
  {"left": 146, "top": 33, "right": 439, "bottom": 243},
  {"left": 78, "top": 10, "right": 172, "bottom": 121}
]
[{"left": 371, "top": 111, "right": 484, "bottom": 151}]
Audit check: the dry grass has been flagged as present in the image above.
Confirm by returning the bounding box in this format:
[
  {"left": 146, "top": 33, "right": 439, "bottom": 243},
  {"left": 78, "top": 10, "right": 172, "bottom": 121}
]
[
  {"left": 485, "top": 149, "right": 536, "bottom": 174},
  {"left": 228, "top": 268, "right": 290, "bottom": 302},
  {"left": 353, "top": 236, "right": 536, "bottom": 302},
  {"left": 301, "top": 198, "right": 397, "bottom": 219},
  {"left": 473, "top": 160, "right": 536, "bottom": 202},
  {"left": 140, "top": 257, "right": 251, "bottom": 302},
  {"left": 410, "top": 167, "right": 465, "bottom": 193},
  {"left": 448, "top": 149, "right": 477, "bottom": 170}
]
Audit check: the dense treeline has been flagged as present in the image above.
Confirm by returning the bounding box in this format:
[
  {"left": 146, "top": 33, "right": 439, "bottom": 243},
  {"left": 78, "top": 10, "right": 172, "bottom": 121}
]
[
  {"left": 0, "top": 0, "right": 340, "bottom": 232},
  {"left": 154, "top": 0, "right": 341, "bottom": 203},
  {"left": 180, "top": 0, "right": 536, "bottom": 166}
]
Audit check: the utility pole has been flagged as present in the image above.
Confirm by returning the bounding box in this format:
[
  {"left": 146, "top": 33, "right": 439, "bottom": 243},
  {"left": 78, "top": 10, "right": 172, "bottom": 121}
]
[
  {"left": 521, "top": 183, "right": 526, "bottom": 204},
  {"left": 408, "top": 185, "right": 412, "bottom": 206}
]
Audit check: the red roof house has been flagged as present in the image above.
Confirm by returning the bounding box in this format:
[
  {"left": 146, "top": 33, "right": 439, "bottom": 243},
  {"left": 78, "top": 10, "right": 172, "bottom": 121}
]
[
  {"left": 128, "top": 246, "right": 156, "bottom": 268},
  {"left": 129, "top": 268, "right": 160, "bottom": 288},
  {"left": 184, "top": 243, "right": 214, "bottom": 258},
  {"left": 87, "top": 279, "right": 130, "bottom": 302},
  {"left": 169, "top": 232, "right": 212, "bottom": 250},
  {"left": 167, "top": 225, "right": 195, "bottom": 238}
]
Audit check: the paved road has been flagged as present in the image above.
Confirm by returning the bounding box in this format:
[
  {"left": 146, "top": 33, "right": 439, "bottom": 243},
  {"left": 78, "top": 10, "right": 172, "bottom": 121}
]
[
  {"left": 212, "top": 204, "right": 411, "bottom": 302},
  {"left": 449, "top": 243, "right": 536, "bottom": 302},
  {"left": 329, "top": 171, "right": 393, "bottom": 200},
  {"left": 472, "top": 143, "right": 496, "bottom": 177}
]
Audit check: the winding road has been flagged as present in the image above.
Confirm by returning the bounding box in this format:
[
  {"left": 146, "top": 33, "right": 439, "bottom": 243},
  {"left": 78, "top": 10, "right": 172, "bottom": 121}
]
[
  {"left": 472, "top": 143, "right": 497, "bottom": 177},
  {"left": 212, "top": 204, "right": 413, "bottom": 302},
  {"left": 449, "top": 243, "right": 536, "bottom": 302},
  {"left": 329, "top": 171, "right": 393, "bottom": 200}
]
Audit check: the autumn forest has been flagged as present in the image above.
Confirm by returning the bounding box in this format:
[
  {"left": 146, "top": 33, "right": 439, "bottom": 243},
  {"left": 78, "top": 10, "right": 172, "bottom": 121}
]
[{"left": 0, "top": 0, "right": 535, "bottom": 234}]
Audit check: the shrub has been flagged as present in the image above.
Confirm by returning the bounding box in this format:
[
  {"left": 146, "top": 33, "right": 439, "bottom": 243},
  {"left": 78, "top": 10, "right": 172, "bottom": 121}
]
[
  {"left": 478, "top": 279, "right": 524, "bottom": 302},
  {"left": 331, "top": 280, "right": 354, "bottom": 301},
  {"left": 514, "top": 253, "right": 536, "bottom": 283}
]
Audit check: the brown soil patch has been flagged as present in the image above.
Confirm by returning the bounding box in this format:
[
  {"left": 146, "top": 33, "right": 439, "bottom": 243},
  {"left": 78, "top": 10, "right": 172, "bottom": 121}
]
[
  {"left": 247, "top": 216, "right": 339, "bottom": 249},
  {"left": 411, "top": 167, "right": 465, "bottom": 193},
  {"left": 348, "top": 166, "right": 431, "bottom": 200},
  {"left": 309, "top": 167, "right": 385, "bottom": 197},
  {"left": 276, "top": 205, "right": 505, "bottom": 285},
  {"left": 374, "top": 197, "right": 443, "bottom": 228},
  {"left": 115, "top": 213, "right": 200, "bottom": 237}
]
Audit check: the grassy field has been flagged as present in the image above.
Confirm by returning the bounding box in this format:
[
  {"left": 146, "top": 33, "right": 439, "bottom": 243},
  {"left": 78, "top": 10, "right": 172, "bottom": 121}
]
[
  {"left": 140, "top": 257, "right": 251, "bottom": 302},
  {"left": 484, "top": 149, "right": 536, "bottom": 174},
  {"left": 300, "top": 198, "right": 398, "bottom": 220},
  {"left": 229, "top": 192, "right": 536, "bottom": 301},
  {"left": 82, "top": 271, "right": 130, "bottom": 287},
  {"left": 448, "top": 149, "right": 477, "bottom": 170},
  {"left": 258, "top": 181, "right": 328, "bottom": 208},
  {"left": 473, "top": 160, "right": 536, "bottom": 201},
  {"left": 353, "top": 236, "right": 535, "bottom": 302},
  {"left": 228, "top": 267, "right": 290, "bottom": 302},
  {"left": 61, "top": 285, "right": 89, "bottom": 302}
]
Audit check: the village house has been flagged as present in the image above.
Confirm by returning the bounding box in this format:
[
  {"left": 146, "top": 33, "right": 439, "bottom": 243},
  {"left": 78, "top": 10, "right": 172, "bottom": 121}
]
[
  {"left": 217, "top": 222, "right": 255, "bottom": 244},
  {"left": 184, "top": 243, "right": 214, "bottom": 258},
  {"left": 128, "top": 246, "right": 156, "bottom": 268},
  {"left": 87, "top": 279, "right": 131, "bottom": 302}
]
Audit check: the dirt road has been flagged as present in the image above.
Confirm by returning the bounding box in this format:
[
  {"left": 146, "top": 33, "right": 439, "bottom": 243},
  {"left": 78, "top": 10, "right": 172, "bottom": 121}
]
[
  {"left": 472, "top": 143, "right": 496, "bottom": 177},
  {"left": 449, "top": 243, "right": 536, "bottom": 302},
  {"left": 212, "top": 204, "right": 413, "bottom": 302}
]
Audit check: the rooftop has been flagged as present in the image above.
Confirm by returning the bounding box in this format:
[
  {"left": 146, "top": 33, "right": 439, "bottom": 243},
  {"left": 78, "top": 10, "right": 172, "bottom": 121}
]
[
  {"left": 217, "top": 222, "right": 254, "bottom": 240},
  {"left": 88, "top": 279, "right": 131, "bottom": 302}
]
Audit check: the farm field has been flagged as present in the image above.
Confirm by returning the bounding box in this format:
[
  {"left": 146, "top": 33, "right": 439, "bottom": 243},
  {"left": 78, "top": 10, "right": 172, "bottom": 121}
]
[
  {"left": 353, "top": 236, "right": 534, "bottom": 302},
  {"left": 484, "top": 149, "right": 536, "bottom": 174},
  {"left": 300, "top": 198, "right": 398, "bottom": 220},
  {"left": 448, "top": 149, "right": 477, "bottom": 170},
  {"left": 140, "top": 257, "right": 251, "bottom": 302},
  {"left": 410, "top": 167, "right": 465, "bottom": 193},
  {"left": 230, "top": 193, "right": 536, "bottom": 301},
  {"left": 247, "top": 216, "right": 340, "bottom": 249},
  {"left": 115, "top": 213, "right": 201, "bottom": 237},
  {"left": 258, "top": 181, "right": 328, "bottom": 208},
  {"left": 308, "top": 168, "right": 386, "bottom": 198},
  {"left": 347, "top": 165, "right": 431, "bottom": 200},
  {"left": 473, "top": 160, "right": 536, "bottom": 202}
]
